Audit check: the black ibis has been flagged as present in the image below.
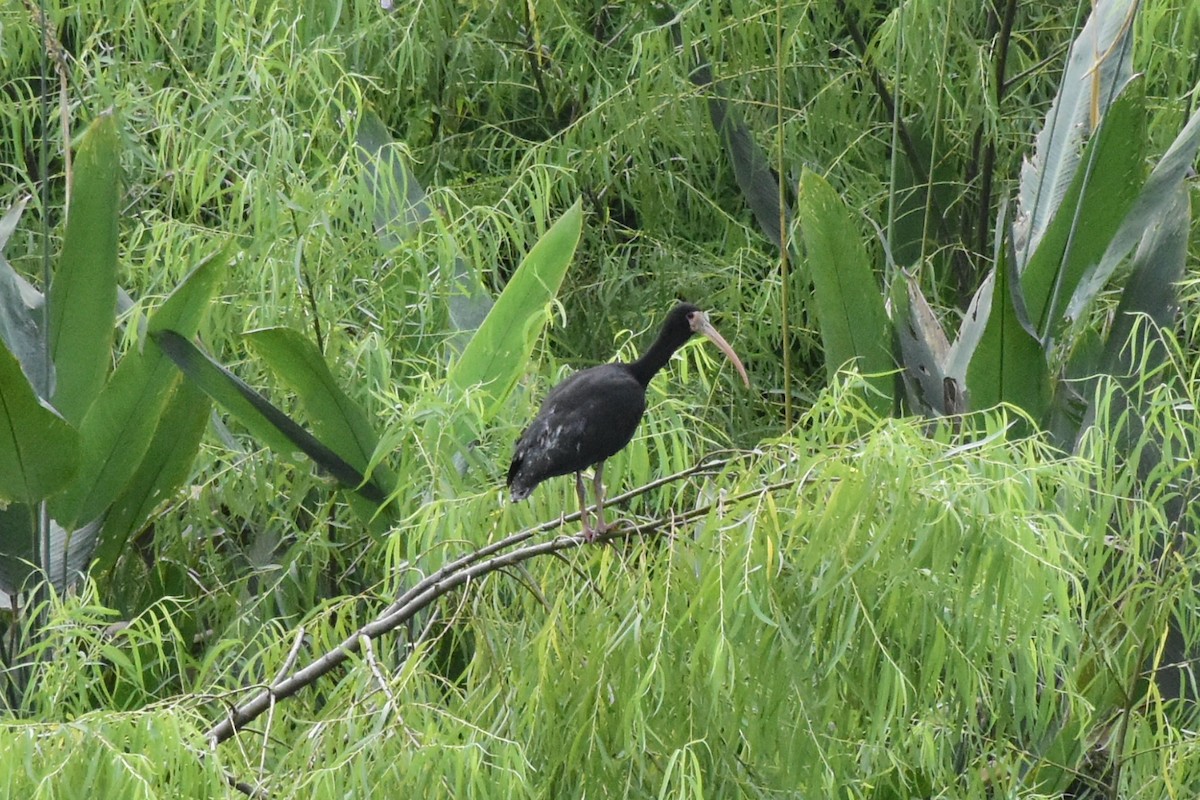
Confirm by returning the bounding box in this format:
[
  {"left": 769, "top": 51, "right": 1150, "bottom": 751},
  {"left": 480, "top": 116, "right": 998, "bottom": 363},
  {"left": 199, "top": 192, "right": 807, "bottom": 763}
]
[{"left": 507, "top": 302, "right": 750, "bottom": 539}]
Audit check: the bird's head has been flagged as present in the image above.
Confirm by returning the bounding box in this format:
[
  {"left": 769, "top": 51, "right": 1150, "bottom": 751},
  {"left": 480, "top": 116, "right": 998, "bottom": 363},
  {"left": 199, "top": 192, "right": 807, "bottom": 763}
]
[{"left": 672, "top": 302, "right": 750, "bottom": 387}]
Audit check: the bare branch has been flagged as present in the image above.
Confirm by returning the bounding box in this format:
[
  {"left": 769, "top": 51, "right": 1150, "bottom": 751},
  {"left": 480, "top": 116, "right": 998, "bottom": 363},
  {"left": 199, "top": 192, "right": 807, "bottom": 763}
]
[{"left": 205, "top": 452, "right": 801, "bottom": 749}]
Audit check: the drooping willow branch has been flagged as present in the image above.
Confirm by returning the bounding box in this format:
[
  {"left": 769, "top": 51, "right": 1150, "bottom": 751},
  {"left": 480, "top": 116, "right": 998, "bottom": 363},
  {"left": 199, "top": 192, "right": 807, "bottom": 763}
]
[{"left": 206, "top": 453, "right": 805, "bottom": 749}]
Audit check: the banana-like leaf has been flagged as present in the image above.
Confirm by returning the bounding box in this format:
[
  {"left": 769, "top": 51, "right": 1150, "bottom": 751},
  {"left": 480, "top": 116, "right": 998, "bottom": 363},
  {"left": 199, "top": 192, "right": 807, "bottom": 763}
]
[
  {"left": 50, "top": 244, "right": 231, "bottom": 529},
  {"left": 446, "top": 199, "right": 583, "bottom": 423},
  {"left": 356, "top": 109, "right": 432, "bottom": 242},
  {"left": 1101, "top": 185, "right": 1190, "bottom": 378},
  {"left": 356, "top": 107, "right": 492, "bottom": 351},
  {"left": 47, "top": 112, "right": 120, "bottom": 424},
  {"left": 966, "top": 236, "right": 1050, "bottom": 426},
  {"left": 1013, "top": 0, "right": 1136, "bottom": 264},
  {"left": 1019, "top": 77, "right": 1145, "bottom": 341},
  {"left": 0, "top": 503, "right": 35, "bottom": 599},
  {"left": 945, "top": 272, "right": 994, "bottom": 394},
  {"left": 693, "top": 62, "right": 790, "bottom": 252},
  {"left": 1067, "top": 102, "right": 1200, "bottom": 320},
  {"left": 154, "top": 330, "right": 386, "bottom": 505},
  {"left": 797, "top": 169, "right": 892, "bottom": 413},
  {"left": 245, "top": 327, "right": 395, "bottom": 527},
  {"left": 245, "top": 328, "right": 386, "bottom": 478},
  {"left": 92, "top": 377, "right": 211, "bottom": 574},
  {"left": 0, "top": 342, "right": 79, "bottom": 503}
]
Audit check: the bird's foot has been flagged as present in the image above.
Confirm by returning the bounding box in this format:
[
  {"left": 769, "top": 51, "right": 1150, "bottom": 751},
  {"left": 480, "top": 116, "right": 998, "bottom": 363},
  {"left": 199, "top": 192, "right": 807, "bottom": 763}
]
[{"left": 581, "top": 519, "right": 609, "bottom": 543}]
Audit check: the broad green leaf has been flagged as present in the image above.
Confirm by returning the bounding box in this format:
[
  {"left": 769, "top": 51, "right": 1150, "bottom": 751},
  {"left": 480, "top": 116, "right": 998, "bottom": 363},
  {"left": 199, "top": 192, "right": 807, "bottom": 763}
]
[
  {"left": 0, "top": 342, "right": 79, "bottom": 503},
  {"left": 244, "top": 326, "right": 395, "bottom": 528},
  {"left": 446, "top": 198, "right": 583, "bottom": 421},
  {"left": 148, "top": 241, "right": 235, "bottom": 335},
  {"left": 48, "top": 112, "right": 120, "bottom": 425},
  {"left": 92, "top": 378, "right": 211, "bottom": 575},
  {"left": 966, "top": 238, "right": 1050, "bottom": 426},
  {"left": 49, "top": 244, "right": 230, "bottom": 529},
  {"left": 796, "top": 169, "right": 892, "bottom": 413},
  {"left": 1067, "top": 102, "right": 1200, "bottom": 320},
  {"left": 154, "top": 330, "right": 386, "bottom": 505},
  {"left": 1013, "top": 0, "right": 1135, "bottom": 262},
  {"left": 244, "top": 327, "right": 386, "bottom": 477},
  {"left": 1020, "top": 78, "right": 1145, "bottom": 340}
]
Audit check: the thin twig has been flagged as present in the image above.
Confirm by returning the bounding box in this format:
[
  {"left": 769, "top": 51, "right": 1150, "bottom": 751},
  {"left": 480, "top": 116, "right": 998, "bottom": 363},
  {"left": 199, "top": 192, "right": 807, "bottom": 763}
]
[
  {"left": 360, "top": 635, "right": 397, "bottom": 711},
  {"left": 23, "top": 0, "right": 72, "bottom": 205},
  {"left": 271, "top": 627, "right": 307, "bottom": 685}
]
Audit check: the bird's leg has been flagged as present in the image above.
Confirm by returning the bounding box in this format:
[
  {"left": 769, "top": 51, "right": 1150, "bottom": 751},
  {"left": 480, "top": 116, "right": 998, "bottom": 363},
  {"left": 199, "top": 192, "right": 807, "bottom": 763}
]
[
  {"left": 591, "top": 462, "right": 608, "bottom": 537},
  {"left": 575, "top": 471, "right": 595, "bottom": 541}
]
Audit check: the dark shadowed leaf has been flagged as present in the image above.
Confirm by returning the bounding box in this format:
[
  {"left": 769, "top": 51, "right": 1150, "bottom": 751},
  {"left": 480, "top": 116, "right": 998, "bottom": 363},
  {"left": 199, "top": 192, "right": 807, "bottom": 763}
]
[
  {"left": 154, "top": 330, "right": 386, "bottom": 505},
  {"left": 1101, "top": 185, "right": 1190, "bottom": 378},
  {"left": 0, "top": 509, "right": 98, "bottom": 596},
  {"left": 687, "top": 54, "right": 789, "bottom": 250},
  {"left": 356, "top": 107, "right": 492, "bottom": 351}
]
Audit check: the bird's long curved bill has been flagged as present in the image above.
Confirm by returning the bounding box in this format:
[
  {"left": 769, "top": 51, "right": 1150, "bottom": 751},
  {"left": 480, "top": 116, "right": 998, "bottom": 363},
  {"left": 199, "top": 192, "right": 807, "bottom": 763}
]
[{"left": 693, "top": 314, "right": 750, "bottom": 387}]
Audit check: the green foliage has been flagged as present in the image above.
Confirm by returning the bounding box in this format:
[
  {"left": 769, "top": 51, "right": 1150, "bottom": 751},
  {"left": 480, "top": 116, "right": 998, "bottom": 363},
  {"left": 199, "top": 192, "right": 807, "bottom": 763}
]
[
  {"left": 0, "top": 342, "right": 80, "bottom": 502},
  {"left": 152, "top": 330, "right": 388, "bottom": 506},
  {"left": 0, "top": 117, "right": 229, "bottom": 613},
  {"left": 964, "top": 238, "right": 1051, "bottom": 428},
  {"left": 797, "top": 169, "right": 892, "bottom": 415},
  {"left": 46, "top": 114, "right": 120, "bottom": 425},
  {"left": 442, "top": 198, "right": 582, "bottom": 447},
  {"left": 0, "top": 0, "right": 1197, "bottom": 797}
]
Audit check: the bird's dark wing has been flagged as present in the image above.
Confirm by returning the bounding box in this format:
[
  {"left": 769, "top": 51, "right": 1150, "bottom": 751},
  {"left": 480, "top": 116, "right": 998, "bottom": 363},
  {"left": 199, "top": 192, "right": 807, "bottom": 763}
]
[{"left": 507, "top": 365, "right": 646, "bottom": 500}]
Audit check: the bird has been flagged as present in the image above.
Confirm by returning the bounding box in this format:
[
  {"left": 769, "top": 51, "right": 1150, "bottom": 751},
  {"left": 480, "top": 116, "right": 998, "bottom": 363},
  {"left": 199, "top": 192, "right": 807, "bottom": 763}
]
[{"left": 507, "top": 302, "right": 750, "bottom": 540}]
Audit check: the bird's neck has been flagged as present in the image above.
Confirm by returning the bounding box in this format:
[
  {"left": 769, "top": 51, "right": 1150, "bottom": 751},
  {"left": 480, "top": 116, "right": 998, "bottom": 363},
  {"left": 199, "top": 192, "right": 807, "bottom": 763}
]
[{"left": 628, "top": 329, "right": 688, "bottom": 387}]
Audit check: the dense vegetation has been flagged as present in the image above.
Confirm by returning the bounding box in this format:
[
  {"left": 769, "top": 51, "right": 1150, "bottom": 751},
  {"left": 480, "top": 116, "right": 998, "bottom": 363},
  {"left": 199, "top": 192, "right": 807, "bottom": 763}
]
[{"left": 1, "top": 0, "right": 1199, "bottom": 796}]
